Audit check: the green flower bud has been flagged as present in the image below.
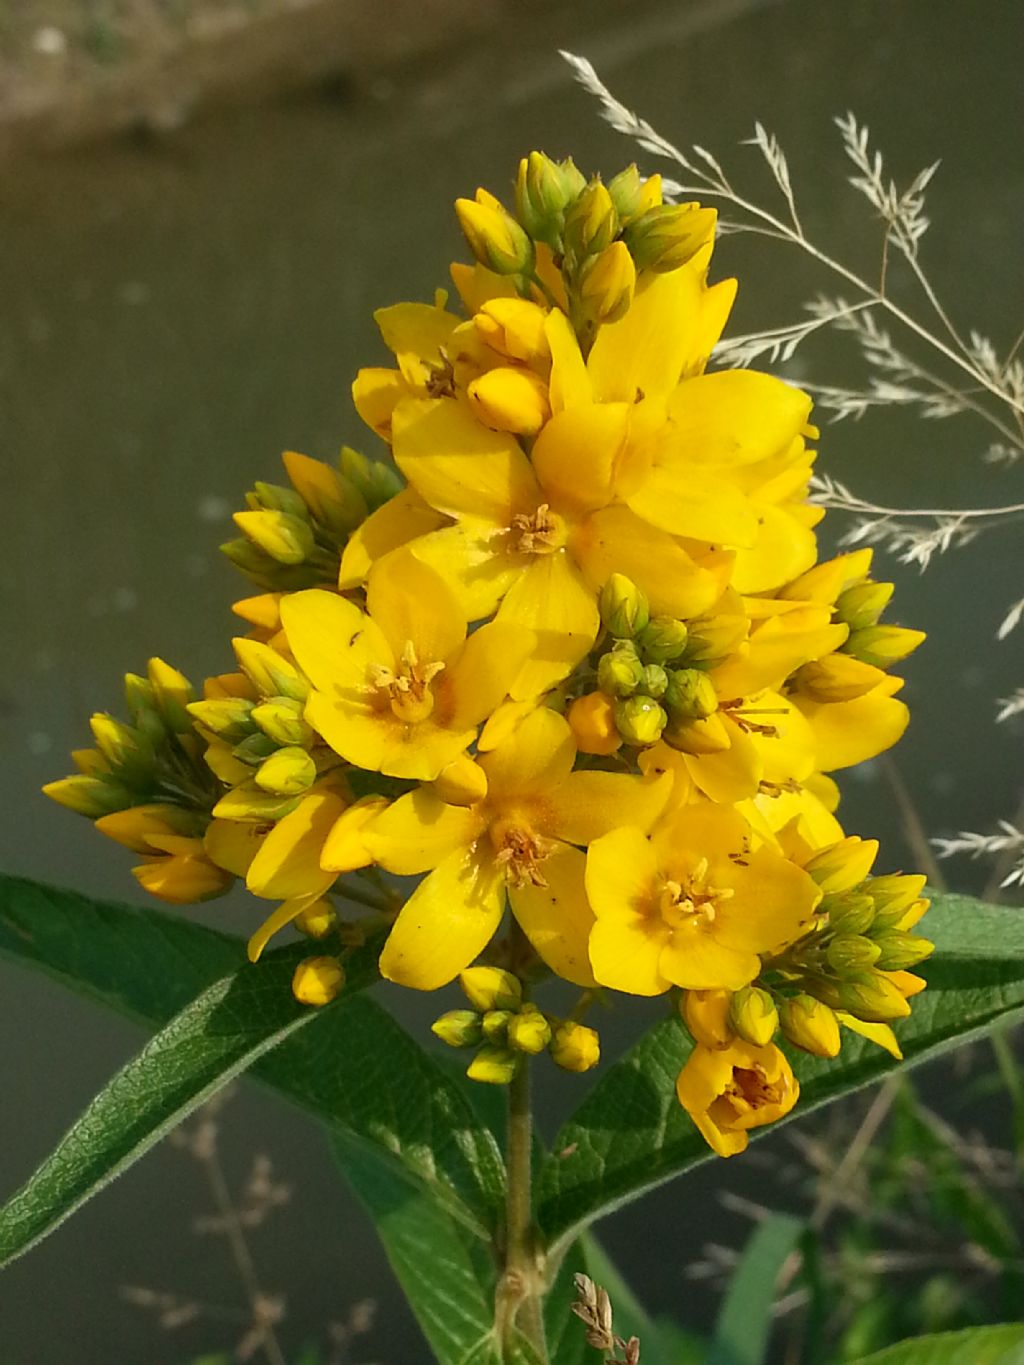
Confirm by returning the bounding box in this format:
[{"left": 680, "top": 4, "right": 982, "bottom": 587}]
[
  {"left": 790, "top": 654, "right": 887, "bottom": 703},
  {"left": 251, "top": 481, "right": 310, "bottom": 520},
  {"left": 187, "top": 697, "right": 257, "bottom": 743},
  {"left": 549, "top": 1021, "right": 601, "bottom": 1073},
  {"left": 599, "top": 574, "right": 649, "bottom": 638},
  {"left": 233, "top": 509, "right": 316, "bottom": 566},
  {"left": 597, "top": 649, "right": 644, "bottom": 698},
  {"left": 282, "top": 450, "right": 368, "bottom": 535},
  {"left": 507, "top": 1007, "right": 552, "bottom": 1055},
  {"left": 456, "top": 197, "right": 535, "bottom": 276},
  {"left": 614, "top": 695, "right": 667, "bottom": 746},
  {"left": 233, "top": 639, "right": 309, "bottom": 703},
  {"left": 459, "top": 966, "right": 522, "bottom": 1012},
  {"left": 779, "top": 995, "right": 841, "bottom": 1058},
  {"left": 871, "top": 931, "right": 934, "bottom": 971},
  {"left": 212, "top": 782, "right": 303, "bottom": 823},
  {"left": 682, "top": 613, "right": 748, "bottom": 667},
  {"left": 558, "top": 157, "right": 587, "bottom": 199},
  {"left": 640, "top": 663, "right": 668, "bottom": 699},
  {"left": 466, "top": 1045, "right": 520, "bottom": 1085},
  {"left": 147, "top": 658, "right": 196, "bottom": 733},
  {"left": 826, "top": 934, "right": 882, "bottom": 974},
  {"left": 292, "top": 956, "right": 345, "bottom": 1006},
  {"left": 232, "top": 732, "right": 278, "bottom": 765},
  {"left": 89, "top": 713, "right": 155, "bottom": 782},
  {"left": 220, "top": 536, "right": 276, "bottom": 583},
  {"left": 563, "top": 180, "right": 619, "bottom": 261},
  {"left": 42, "top": 774, "right": 136, "bottom": 818},
  {"left": 823, "top": 891, "right": 877, "bottom": 936},
  {"left": 431, "top": 1010, "right": 483, "bottom": 1049},
  {"left": 728, "top": 986, "right": 779, "bottom": 1047},
  {"left": 865, "top": 873, "right": 928, "bottom": 919},
  {"left": 844, "top": 625, "right": 926, "bottom": 669},
  {"left": 123, "top": 674, "right": 168, "bottom": 746},
  {"left": 623, "top": 202, "right": 717, "bottom": 272},
  {"left": 637, "top": 616, "right": 689, "bottom": 664},
  {"left": 255, "top": 746, "right": 317, "bottom": 796},
  {"left": 664, "top": 668, "right": 718, "bottom": 721},
  {"left": 481, "top": 1009, "right": 515, "bottom": 1044},
  {"left": 515, "top": 151, "right": 574, "bottom": 244},
  {"left": 835, "top": 581, "right": 894, "bottom": 631},
  {"left": 251, "top": 698, "right": 314, "bottom": 748},
  {"left": 804, "top": 837, "right": 878, "bottom": 894},
  {"left": 607, "top": 164, "right": 644, "bottom": 221},
  {"left": 578, "top": 242, "right": 636, "bottom": 324},
  {"left": 837, "top": 971, "right": 912, "bottom": 1023}
]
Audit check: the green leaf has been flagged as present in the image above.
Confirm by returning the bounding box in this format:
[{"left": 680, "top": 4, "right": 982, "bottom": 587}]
[
  {"left": 0, "top": 875, "right": 505, "bottom": 1263},
  {"left": 846, "top": 1323, "right": 1024, "bottom": 1364},
  {"left": 538, "top": 894, "right": 1024, "bottom": 1250},
  {"left": 707, "top": 1214, "right": 803, "bottom": 1365},
  {"left": 331, "top": 1134, "right": 542, "bottom": 1365},
  {"left": 0, "top": 943, "right": 318, "bottom": 1268}
]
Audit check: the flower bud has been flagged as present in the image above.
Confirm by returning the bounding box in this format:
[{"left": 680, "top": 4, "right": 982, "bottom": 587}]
[
  {"left": 835, "top": 581, "right": 894, "bottom": 631},
  {"left": 250, "top": 480, "right": 309, "bottom": 519},
  {"left": 515, "top": 151, "right": 575, "bottom": 243},
  {"left": 599, "top": 574, "right": 649, "bottom": 638},
  {"left": 549, "top": 1021, "right": 601, "bottom": 1073},
  {"left": 292, "top": 956, "right": 345, "bottom": 1006},
  {"left": 598, "top": 649, "right": 644, "bottom": 698},
  {"left": 728, "top": 986, "right": 779, "bottom": 1047},
  {"left": 481, "top": 1009, "right": 514, "bottom": 1044},
  {"left": 607, "top": 164, "right": 644, "bottom": 221},
  {"left": 96, "top": 803, "right": 199, "bottom": 853},
  {"left": 664, "top": 668, "right": 718, "bottom": 720},
  {"left": 432, "top": 1009, "right": 483, "bottom": 1048},
  {"left": 232, "top": 733, "right": 278, "bottom": 766},
  {"left": 432, "top": 755, "right": 488, "bottom": 807},
  {"left": 662, "top": 711, "right": 730, "bottom": 754},
  {"left": 233, "top": 509, "right": 315, "bottom": 566},
  {"left": 779, "top": 995, "right": 841, "bottom": 1058},
  {"left": 680, "top": 989, "right": 734, "bottom": 1048},
  {"left": 844, "top": 625, "right": 926, "bottom": 669},
  {"left": 134, "top": 851, "right": 233, "bottom": 905},
  {"left": 567, "top": 691, "right": 622, "bottom": 756},
  {"left": 89, "top": 713, "right": 155, "bottom": 782},
  {"left": 212, "top": 782, "right": 303, "bottom": 823},
  {"left": 578, "top": 241, "right": 636, "bottom": 324},
  {"left": 638, "top": 617, "right": 689, "bottom": 664},
  {"left": 790, "top": 654, "right": 887, "bottom": 703},
  {"left": 866, "top": 873, "right": 928, "bottom": 918},
  {"left": 281, "top": 449, "right": 367, "bottom": 534},
  {"left": 255, "top": 746, "right": 317, "bottom": 796},
  {"left": 614, "top": 696, "right": 667, "bottom": 746},
  {"left": 187, "top": 697, "right": 257, "bottom": 743},
  {"left": 466, "top": 1045, "right": 520, "bottom": 1085},
  {"left": 838, "top": 971, "right": 912, "bottom": 1023},
  {"left": 456, "top": 196, "right": 535, "bottom": 276},
  {"left": 824, "top": 891, "right": 876, "bottom": 936},
  {"left": 563, "top": 181, "right": 619, "bottom": 261},
  {"left": 623, "top": 202, "right": 717, "bottom": 272},
  {"left": 294, "top": 899, "right": 337, "bottom": 940},
  {"left": 871, "top": 931, "right": 934, "bottom": 971},
  {"left": 467, "top": 366, "right": 551, "bottom": 436},
  {"left": 804, "top": 837, "right": 878, "bottom": 894},
  {"left": 233, "top": 639, "right": 309, "bottom": 702},
  {"left": 251, "top": 698, "right": 314, "bottom": 748},
  {"left": 459, "top": 966, "right": 522, "bottom": 1012},
  {"left": 684, "top": 613, "right": 749, "bottom": 667},
  {"left": 507, "top": 1006, "right": 552, "bottom": 1055},
  {"left": 640, "top": 663, "right": 668, "bottom": 699},
  {"left": 474, "top": 297, "right": 551, "bottom": 366},
  {"left": 827, "top": 934, "right": 882, "bottom": 974},
  {"left": 42, "top": 774, "right": 135, "bottom": 817}
]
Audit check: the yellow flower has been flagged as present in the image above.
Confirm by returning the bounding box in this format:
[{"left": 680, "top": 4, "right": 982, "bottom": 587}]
[
  {"left": 676, "top": 1039, "right": 799, "bottom": 1157},
  {"left": 363, "top": 707, "right": 670, "bottom": 990},
  {"left": 281, "top": 547, "right": 534, "bottom": 780},
  {"left": 585, "top": 803, "right": 819, "bottom": 995}
]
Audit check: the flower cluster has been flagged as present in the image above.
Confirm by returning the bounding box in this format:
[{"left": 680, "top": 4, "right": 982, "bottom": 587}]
[{"left": 45, "top": 152, "right": 930, "bottom": 1155}]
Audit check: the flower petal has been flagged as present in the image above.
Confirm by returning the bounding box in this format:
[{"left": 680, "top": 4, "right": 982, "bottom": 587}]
[
  {"left": 410, "top": 519, "right": 522, "bottom": 620},
  {"left": 730, "top": 505, "right": 818, "bottom": 594},
  {"left": 509, "top": 842, "right": 597, "bottom": 987},
  {"left": 246, "top": 790, "right": 347, "bottom": 900},
  {"left": 246, "top": 893, "right": 321, "bottom": 963},
  {"left": 361, "top": 787, "right": 483, "bottom": 875},
  {"left": 497, "top": 553, "right": 600, "bottom": 700},
  {"left": 589, "top": 915, "right": 671, "bottom": 996},
  {"left": 659, "top": 923, "right": 761, "bottom": 991},
  {"left": 281, "top": 590, "right": 392, "bottom": 696},
  {"left": 366, "top": 547, "right": 466, "bottom": 664},
  {"left": 531, "top": 404, "right": 632, "bottom": 515},
  {"left": 391, "top": 395, "right": 541, "bottom": 523},
  {"left": 666, "top": 371, "right": 813, "bottom": 466},
  {"left": 626, "top": 463, "right": 759, "bottom": 547},
  {"left": 544, "top": 770, "right": 670, "bottom": 845},
  {"left": 797, "top": 683, "right": 909, "bottom": 771},
  {"left": 587, "top": 267, "right": 703, "bottom": 403},
  {"left": 443, "top": 622, "right": 537, "bottom": 729},
  {"left": 338, "top": 488, "right": 447, "bottom": 589},
  {"left": 378, "top": 846, "right": 506, "bottom": 990},
  {"left": 478, "top": 704, "right": 575, "bottom": 797},
  {"left": 545, "top": 308, "right": 593, "bottom": 412}
]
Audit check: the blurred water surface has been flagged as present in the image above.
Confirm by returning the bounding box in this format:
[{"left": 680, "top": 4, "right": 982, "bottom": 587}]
[{"left": 1, "top": 0, "right": 1022, "bottom": 1359}]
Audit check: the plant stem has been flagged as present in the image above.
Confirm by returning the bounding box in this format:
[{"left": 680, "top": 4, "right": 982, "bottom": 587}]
[{"left": 497, "top": 925, "right": 548, "bottom": 1361}]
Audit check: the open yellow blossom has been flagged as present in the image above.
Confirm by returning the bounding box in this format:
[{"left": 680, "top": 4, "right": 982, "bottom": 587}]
[
  {"left": 281, "top": 547, "right": 533, "bottom": 780},
  {"left": 363, "top": 707, "right": 670, "bottom": 990},
  {"left": 585, "top": 803, "right": 820, "bottom": 995},
  {"left": 676, "top": 1038, "right": 800, "bottom": 1156}
]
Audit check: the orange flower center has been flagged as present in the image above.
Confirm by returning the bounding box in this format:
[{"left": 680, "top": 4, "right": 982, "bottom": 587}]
[
  {"left": 658, "top": 857, "right": 733, "bottom": 930},
  {"left": 725, "top": 1065, "right": 785, "bottom": 1113},
  {"left": 510, "top": 503, "right": 567, "bottom": 555},
  {"left": 369, "top": 640, "right": 445, "bottom": 724},
  {"left": 490, "top": 818, "right": 553, "bottom": 888}
]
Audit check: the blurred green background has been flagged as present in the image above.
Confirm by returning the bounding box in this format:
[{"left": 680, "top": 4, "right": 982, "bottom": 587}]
[{"left": 1, "top": 0, "right": 1022, "bottom": 1360}]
